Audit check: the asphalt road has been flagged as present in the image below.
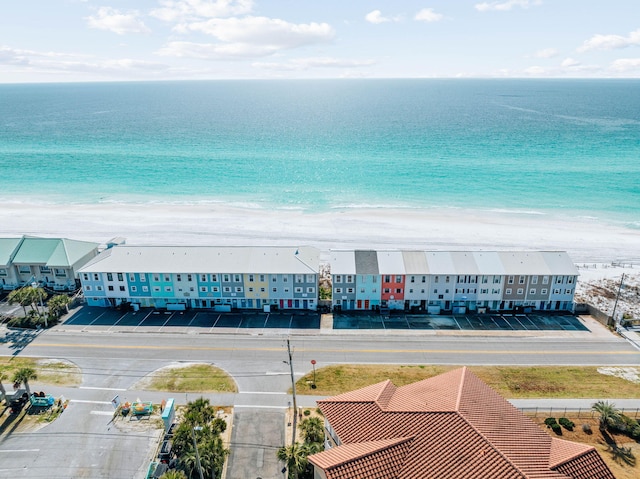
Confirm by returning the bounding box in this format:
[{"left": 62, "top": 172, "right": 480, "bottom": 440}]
[{"left": 1, "top": 321, "right": 639, "bottom": 479}]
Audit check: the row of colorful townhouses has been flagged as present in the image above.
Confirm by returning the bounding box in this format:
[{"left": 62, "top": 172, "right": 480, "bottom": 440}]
[
  {"left": 329, "top": 250, "right": 578, "bottom": 313},
  {"left": 0, "top": 236, "right": 100, "bottom": 292},
  {"left": 1, "top": 236, "right": 578, "bottom": 313}
]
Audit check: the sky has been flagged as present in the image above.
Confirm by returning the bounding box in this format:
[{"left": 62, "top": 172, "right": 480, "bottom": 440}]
[{"left": 1, "top": 0, "right": 640, "bottom": 83}]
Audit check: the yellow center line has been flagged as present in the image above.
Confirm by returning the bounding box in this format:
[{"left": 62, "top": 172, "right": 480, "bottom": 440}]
[{"left": 27, "top": 343, "right": 639, "bottom": 355}]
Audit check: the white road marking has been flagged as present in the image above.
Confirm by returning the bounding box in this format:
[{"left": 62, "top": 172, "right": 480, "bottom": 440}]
[
  {"left": 234, "top": 405, "right": 286, "bottom": 409},
  {"left": 240, "top": 391, "right": 286, "bottom": 395},
  {"left": 79, "top": 386, "right": 126, "bottom": 391},
  {"left": 70, "top": 400, "right": 112, "bottom": 405},
  {"left": 0, "top": 449, "right": 41, "bottom": 453},
  {"left": 90, "top": 411, "right": 115, "bottom": 416}
]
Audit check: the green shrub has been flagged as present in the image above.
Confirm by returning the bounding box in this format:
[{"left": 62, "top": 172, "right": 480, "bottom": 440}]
[
  {"left": 582, "top": 424, "right": 592, "bottom": 434},
  {"left": 559, "top": 417, "right": 575, "bottom": 431},
  {"left": 551, "top": 423, "right": 562, "bottom": 435},
  {"left": 303, "top": 409, "right": 311, "bottom": 416},
  {"left": 544, "top": 417, "right": 557, "bottom": 427}
]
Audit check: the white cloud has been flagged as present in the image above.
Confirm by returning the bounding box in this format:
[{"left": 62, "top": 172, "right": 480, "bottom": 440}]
[
  {"left": 610, "top": 58, "right": 640, "bottom": 72},
  {"left": 253, "top": 57, "right": 375, "bottom": 71},
  {"left": 475, "top": 0, "right": 541, "bottom": 12},
  {"left": 578, "top": 29, "right": 640, "bottom": 52},
  {"left": 561, "top": 57, "right": 580, "bottom": 67},
  {"left": 86, "top": 7, "right": 150, "bottom": 35},
  {"left": 159, "top": 16, "right": 334, "bottom": 58},
  {"left": 414, "top": 8, "right": 443, "bottom": 23},
  {"left": 534, "top": 48, "right": 558, "bottom": 58},
  {"left": 151, "top": 0, "right": 254, "bottom": 22},
  {"left": 523, "top": 65, "right": 546, "bottom": 75},
  {"left": 365, "top": 10, "right": 389, "bottom": 24}
]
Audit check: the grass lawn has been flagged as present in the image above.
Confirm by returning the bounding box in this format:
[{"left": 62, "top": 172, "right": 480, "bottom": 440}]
[
  {"left": 0, "top": 357, "right": 81, "bottom": 387},
  {"left": 141, "top": 363, "right": 238, "bottom": 393},
  {"left": 295, "top": 365, "right": 640, "bottom": 398}
]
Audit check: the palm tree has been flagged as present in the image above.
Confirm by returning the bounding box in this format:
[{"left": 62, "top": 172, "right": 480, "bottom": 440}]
[
  {"left": 7, "top": 288, "right": 31, "bottom": 317},
  {"left": 299, "top": 416, "right": 325, "bottom": 444},
  {"left": 48, "top": 294, "right": 71, "bottom": 319},
  {"left": 12, "top": 367, "right": 37, "bottom": 395},
  {"left": 592, "top": 400, "right": 621, "bottom": 431},
  {"left": 277, "top": 442, "right": 308, "bottom": 479},
  {"left": 159, "top": 470, "right": 187, "bottom": 479}
]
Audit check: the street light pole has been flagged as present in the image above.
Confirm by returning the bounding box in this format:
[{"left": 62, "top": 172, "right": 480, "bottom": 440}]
[
  {"left": 191, "top": 426, "right": 205, "bottom": 479},
  {"left": 611, "top": 273, "right": 625, "bottom": 328},
  {"left": 311, "top": 360, "right": 317, "bottom": 389}
]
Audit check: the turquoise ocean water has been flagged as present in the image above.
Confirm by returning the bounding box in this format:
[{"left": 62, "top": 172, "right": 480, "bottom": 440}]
[{"left": 0, "top": 79, "right": 639, "bottom": 228}]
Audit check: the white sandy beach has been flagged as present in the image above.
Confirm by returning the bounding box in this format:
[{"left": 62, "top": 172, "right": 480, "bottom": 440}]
[{"left": 2, "top": 202, "right": 639, "bottom": 264}]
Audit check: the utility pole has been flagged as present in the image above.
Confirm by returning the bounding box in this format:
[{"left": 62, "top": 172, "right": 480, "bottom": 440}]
[
  {"left": 611, "top": 273, "right": 625, "bottom": 327},
  {"left": 287, "top": 338, "right": 298, "bottom": 445}
]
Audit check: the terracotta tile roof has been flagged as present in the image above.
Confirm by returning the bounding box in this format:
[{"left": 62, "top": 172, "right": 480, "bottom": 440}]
[
  {"left": 309, "top": 437, "right": 413, "bottom": 479},
  {"left": 312, "top": 367, "right": 615, "bottom": 479}
]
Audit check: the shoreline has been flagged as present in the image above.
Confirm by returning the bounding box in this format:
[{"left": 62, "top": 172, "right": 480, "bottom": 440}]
[{"left": 3, "top": 201, "right": 639, "bottom": 264}]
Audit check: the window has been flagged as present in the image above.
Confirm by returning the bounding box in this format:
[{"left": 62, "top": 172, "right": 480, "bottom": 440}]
[
  {"left": 568, "top": 277, "right": 574, "bottom": 284},
  {"left": 347, "top": 288, "right": 354, "bottom": 294},
  {"left": 433, "top": 289, "right": 438, "bottom": 294},
  {"left": 129, "top": 274, "right": 135, "bottom": 282},
  {"left": 347, "top": 275, "right": 353, "bottom": 283},
  {"left": 508, "top": 276, "right": 514, "bottom": 284},
  {"left": 235, "top": 286, "right": 243, "bottom": 293},
  {"left": 107, "top": 273, "right": 113, "bottom": 281},
  {"left": 223, "top": 286, "right": 231, "bottom": 293},
  {"left": 154, "top": 275, "right": 160, "bottom": 281},
  {"left": 212, "top": 286, "right": 219, "bottom": 293},
  {"left": 422, "top": 276, "right": 426, "bottom": 283},
  {"left": 532, "top": 276, "right": 538, "bottom": 284},
  {"left": 119, "top": 286, "right": 125, "bottom": 292},
  {"left": 187, "top": 274, "right": 192, "bottom": 281},
  {"left": 201, "top": 274, "right": 207, "bottom": 282},
  {"left": 565, "top": 289, "right": 572, "bottom": 294},
  {"left": 200, "top": 286, "right": 207, "bottom": 292},
  {"left": 396, "top": 275, "right": 402, "bottom": 283},
  {"left": 372, "top": 276, "right": 377, "bottom": 283},
  {"left": 177, "top": 274, "right": 182, "bottom": 281},
  {"left": 85, "top": 285, "right": 92, "bottom": 291},
  {"left": 248, "top": 287, "right": 254, "bottom": 292},
  {"left": 234, "top": 274, "right": 241, "bottom": 282},
  {"left": 372, "top": 288, "right": 377, "bottom": 293},
  {"left": 530, "top": 289, "right": 536, "bottom": 295},
  {"left": 556, "top": 277, "right": 563, "bottom": 284},
  {"left": 481, "top": 289, "right": 488, "bottom": 294},
  {"left": 97, "top": 285, "right": 103, "bottom": 291},
  {"left": 335, "top": 275, "right": 342, "bottom": 283},
  {"left": 295, "top": 287, "right": 303, "bottom": 293},
  {"left": 541, "top": 289, "right": 547, "bottom": 295},
  {"left": 260, "top": 275, "right": 265, "bottom": 282},
  {"left": 131, "top": 286, "right": 137, "bottom": 292},
  {"left": 211, "top": 274, "right": 218, "bottom": 282},
  {"left": 335, "top": 288, "right": 342, "bottom": 294},
  {"left": 438, "top": 294, "right": 444, "bottom": 299},
  {"left": 94, "top": 273, "right": 99, "bottom": 281},
  {"left": 54, "top": 268, "right": 66, "bottom": 277},
  {"left": 260, "top": 287, "right": 265, "bottom": 292},
  {"left": 306, "top": 275, "right": 314, "bottom": 283},
  {"left": 335, "top": 299, "right": 342, "bottom": 305},
  {"left": 272, "top": 276, "right": 277, "bottom": 282},
  {"left": 471, "top": 277, "right": 476, "bottom": 284},
  {"left": 445, "top": 276, "right": 450, "bottom": 283},
  {"left": 140, "top": 273, "right": 146, "bottom": 281},
  {"left": 553, "top": 288, "right": 561, "bottom": 294},
  {"left": 82, "top": 273, "right": 89, "bottom": 281},
  {"left": 249, "top": 274, "right": 254, "bottom": 282},
  {"left": 117, "top": 273, "right": 123, "bottom": 281},
  {"left": 519, "top": 277, "right": 525, "bottom": 284},
  {"left": 482, "top": 276, "right": 488, "bottom": 284},
  {"left": 224, "top": 275, "right": 230, "bottom": 282},
  {"left": 284, "top": 287, "right": 290, "bottom": 293},
  {"left": 492, "top": 288, "right": 500, "bottom": 294},
  {"left": 108, "top": 285, "right": 114, "bottom": 291},
  {"left": 434, "top": 276, "right": 439, "bottom": 283},
  {"left": 506, "top": 288, "right": 512, "bottom": 295},
  {"left": 445, "top": 289, "right": 449, "bottom": 294},
  {"left": 384, "top": 275, "right": 390, "bottom": 283},
  {"left": 272, "top": 287, "right": 278, "bottom": 293},
  {"left": 153, "top": 286, "right": 160, "bottom": 292},
  {"left": 394, "top": 288, "right": 401, "bottom": 294},
  {"left": 542, "top": 276, "right": 549, "bottom": 284},
  {"left": 409, "top": 288, "right": 414, "bottom": 294},
  {"left": 189, "top": 287, "right": 194, "bottom": 292},
  {"left": 18, "top": 266, "right": 30, "bottom": 274},
  {"left": 296, "top": 275, "right": 303, "bottom": 283},
  {"left": 493, "top": 277, "right": 501, "bottom": 284},
  {"left": 307, "top": 287, "right": 315, "bottom": 293},
  {"left": 164, "top": 275, "right": 170, "bottom": 282},
  {"left": 517, "top": 288, "right": 523, "bottom": 295},
  {"left": 164, "top": 286, "right": 172, "bottom": 292},
  {"left": 283, "top": 276, "right": 288, "bottom": 282},
  {"left": 384, "top": 288, "right": 390, "bottom": 294}
]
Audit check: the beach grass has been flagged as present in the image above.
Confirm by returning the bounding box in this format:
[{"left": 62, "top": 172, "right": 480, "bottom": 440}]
[
  {"left": 295, "top": 365, "right": 640, "bottom": 399},
  {"left": 0, "top": 357, "right": 81, "bottom": 388}
]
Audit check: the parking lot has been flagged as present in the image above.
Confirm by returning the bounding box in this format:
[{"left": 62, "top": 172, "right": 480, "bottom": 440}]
[
  {"left": 333, "top": 312, "right": 590, "bottom": 332},
  {"left": 59, "top": 306, "right": 592, "bottom": 333},
  {"left": 62, "top": 306, "right": 321, "bottom": 332}
]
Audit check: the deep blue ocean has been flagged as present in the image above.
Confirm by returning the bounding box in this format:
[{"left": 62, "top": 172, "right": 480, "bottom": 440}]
[{"left": 1, "top": 79, "right": 639, "bottom": 227}]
